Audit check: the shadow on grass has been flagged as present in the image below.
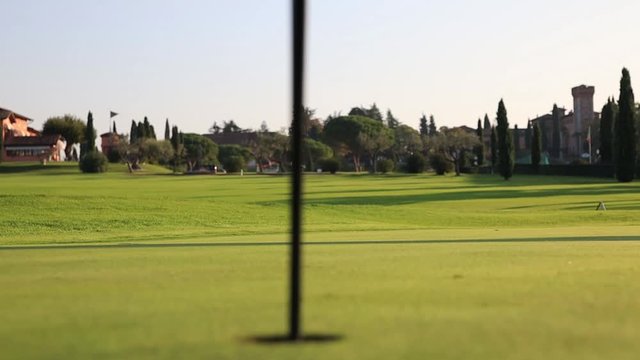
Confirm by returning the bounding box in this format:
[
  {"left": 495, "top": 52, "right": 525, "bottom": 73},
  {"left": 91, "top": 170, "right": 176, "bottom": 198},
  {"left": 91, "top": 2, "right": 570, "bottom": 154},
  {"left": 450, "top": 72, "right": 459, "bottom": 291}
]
[
  {"left": 246, "top": 333, "right": 343, "bottom": 344},
  {"left": 3, "top": 235, "right": 640, "bottom": 251},
  {"left": 257, "top": 184, "right": 640, "bottom": 207}
]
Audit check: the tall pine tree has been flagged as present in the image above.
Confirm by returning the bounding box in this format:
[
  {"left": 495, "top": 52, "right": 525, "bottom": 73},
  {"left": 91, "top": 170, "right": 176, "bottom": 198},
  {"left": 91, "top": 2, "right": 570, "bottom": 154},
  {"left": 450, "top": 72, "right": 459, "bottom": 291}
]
[
  {"left": 130, "top": 120, "right": 138, "bottom": 144},
  {"left": 85, "top": 111, "right": 96, "bottom": 152},
  {"left": 490, "top": 126, "right": 497, "bottom": 171},
  {"left": 496, "top": 100, "right": 514, "bottom": 180},
  {"left": 164, "top": 119, "right": 171, "bottom": 140},
  {"left": 386, "top": 110, "right": 399, "bottom": 129},
  {"left": 552, "top": 104, "right": 561, "bottom": 158},
  {"left": 419, "top": 114, "right": 428, "bottom": 136},
  {"left": 599, "top": 98, "right": 616, "bottom": 163},
  {"left": 428, "top": 115, "right": 437, "bottom": 136},
  {"left": 483, "top": 114, "right": 491, "bottom": 132},
  {"left": 474, "top": 118, "right": 484, "bottom": 166},
  {"left": 532, "top": 122, "right": 542, "bottom": 170},
  {"left": 614, "top": 68, "right": 637, "bottom": 182},
  {"left": 112, "top": 121, "right": 117, "bottom": 134},
  {"left": 525, "top": 120, "right": 532, "bottom": 150}
]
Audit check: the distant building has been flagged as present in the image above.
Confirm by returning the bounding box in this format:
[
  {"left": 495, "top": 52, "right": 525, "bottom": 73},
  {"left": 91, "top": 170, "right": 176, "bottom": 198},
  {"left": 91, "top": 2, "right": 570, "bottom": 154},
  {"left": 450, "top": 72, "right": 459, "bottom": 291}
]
[
  {"left": 1, "top": 107, "right": 66, "bottom": 162},
  {"left": 100, "top": 132, "right": 122, "bottom": 155},
  {"left": 529, "top": 85, "right": 599, "bottom": 162}
]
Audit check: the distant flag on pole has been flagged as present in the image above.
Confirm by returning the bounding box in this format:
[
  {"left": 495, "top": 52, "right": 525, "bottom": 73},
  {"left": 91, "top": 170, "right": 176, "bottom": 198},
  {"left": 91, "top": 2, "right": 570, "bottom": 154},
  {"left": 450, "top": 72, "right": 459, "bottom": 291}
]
[{"left": 110, "top": 111, "right": 118, "bottom": 118}]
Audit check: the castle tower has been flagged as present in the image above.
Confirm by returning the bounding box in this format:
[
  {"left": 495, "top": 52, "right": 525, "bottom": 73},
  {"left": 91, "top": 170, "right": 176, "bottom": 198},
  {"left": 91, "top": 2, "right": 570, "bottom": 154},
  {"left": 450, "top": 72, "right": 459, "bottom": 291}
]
[{"left": 571, "top": 85, "right": 595, "bottom": 155}]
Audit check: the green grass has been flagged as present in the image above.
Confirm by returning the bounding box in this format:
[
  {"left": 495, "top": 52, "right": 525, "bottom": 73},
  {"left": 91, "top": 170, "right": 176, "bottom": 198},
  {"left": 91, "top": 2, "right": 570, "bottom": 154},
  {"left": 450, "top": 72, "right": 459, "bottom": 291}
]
[{"left": 2, "top": 163, "right": 640, "bottom": 359}]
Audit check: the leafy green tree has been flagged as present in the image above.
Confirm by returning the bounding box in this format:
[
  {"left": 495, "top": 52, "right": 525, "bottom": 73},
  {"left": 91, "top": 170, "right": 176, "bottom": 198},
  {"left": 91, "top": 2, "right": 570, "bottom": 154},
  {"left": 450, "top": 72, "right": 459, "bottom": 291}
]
[
  {"left": 323, "top": 115, "right": 390, "bottom": 172},
  {"left": 182, "top": 133, "right": 219, "bottom": 172},
  {"left": 357, "top": 127, "right": 394, "bottom": 173},
  {"left": 490, "top": 126, "right": 497, "bottom": 170},
  {"left": 419, "top": 114, "right": 429, "bottom": 136},
  {"left": 474, "top": 118, "right": 484, "bottom": 166},
  {"left": 496, "top": 100, "right": 514, "bottom": 180},
  {"left": 386, "top": 109, "right": 399, "bottom": 129},
  {"left": 599, "top": 98, "right": 616, "bottom": 163},
  {"left": 614, "top": 68, "right": 637, "bottom": 182},
  {"left": 532, "top": 122, "right": 542, "bottom": 170},
  {"left": 139, "top": 139, "right": 174, "bottom": 165},
  {"left": 42, "top": 115, "right": 86, "bottom": 158},
  {"left": 303, "top": 138, "right": 333, "bottom": 171},
  {"left": 164, "top": 119, "right": 170, "bottom": 141},
  {"left": 425, "top": 127, "right": 480, "bottom": 176},
  {"left": 552, "top": 104, "right": 561, "bottom": 158},
  {"left": 392, "top": 124, "right": 422, "bottom": 162}
]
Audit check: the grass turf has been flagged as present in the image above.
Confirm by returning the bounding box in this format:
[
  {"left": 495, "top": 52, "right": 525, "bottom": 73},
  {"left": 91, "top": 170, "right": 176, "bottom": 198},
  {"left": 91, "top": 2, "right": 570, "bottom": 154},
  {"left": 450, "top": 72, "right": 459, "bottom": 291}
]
[{"left": 2, "top": 162, "right": 640, "bottom": 359}]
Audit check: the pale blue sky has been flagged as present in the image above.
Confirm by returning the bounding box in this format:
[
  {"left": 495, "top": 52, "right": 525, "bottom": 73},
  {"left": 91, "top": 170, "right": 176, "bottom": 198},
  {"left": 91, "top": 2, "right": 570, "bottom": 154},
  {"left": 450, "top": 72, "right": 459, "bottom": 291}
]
[{"left": 2, "top": 0, "right": 639, "bottom": 135}]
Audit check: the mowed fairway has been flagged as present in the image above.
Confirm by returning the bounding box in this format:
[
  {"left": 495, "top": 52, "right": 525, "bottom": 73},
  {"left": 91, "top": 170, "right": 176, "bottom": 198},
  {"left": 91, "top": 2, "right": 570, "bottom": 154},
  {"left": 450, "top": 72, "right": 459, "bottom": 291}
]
[{"left": 2, "top": 163, "right": 640, "bottom": 359}]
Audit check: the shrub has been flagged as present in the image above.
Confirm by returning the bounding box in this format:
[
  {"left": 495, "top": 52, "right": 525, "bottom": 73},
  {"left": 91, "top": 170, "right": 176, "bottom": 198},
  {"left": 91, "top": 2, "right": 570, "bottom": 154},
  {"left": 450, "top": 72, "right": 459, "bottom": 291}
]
[
  {"left": 377, "top": 159, "right": 394, "bottom": 174},
  {"left": 428, "top": 153, "right": 452, "bottom": 175},
  {"left": 405, "top": 153, "right": 426, "bottom": 173},
  {"left": 106, "top": 148, "right": 122, "bottom": 163},
  {"left": 79, "top": 151, "right": 108, "bottom": 173},
  {"left": 223, "top": 156, "right": 245, "bottom": 173},
  {"left": 319, "top": 158, "right": 339, "bottom": 174}
]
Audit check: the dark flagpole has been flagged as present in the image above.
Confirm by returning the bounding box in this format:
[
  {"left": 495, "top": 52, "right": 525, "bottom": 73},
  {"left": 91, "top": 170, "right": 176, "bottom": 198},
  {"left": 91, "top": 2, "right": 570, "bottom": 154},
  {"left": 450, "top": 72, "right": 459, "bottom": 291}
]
[{"left": 289, "top": 0, "right": 306, "bottom": 341}]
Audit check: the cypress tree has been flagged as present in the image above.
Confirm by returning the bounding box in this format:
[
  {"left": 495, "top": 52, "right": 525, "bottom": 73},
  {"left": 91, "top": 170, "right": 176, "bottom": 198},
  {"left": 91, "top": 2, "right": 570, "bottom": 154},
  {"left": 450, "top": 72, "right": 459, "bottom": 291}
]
[
  {"left": 551, "top": 104, "right": 561, "bottom": 158},
  {"left": 496, "top": 100, "right": 514, "bottom": 180},
  {"left": 130, "top": 120, "right": 138, "bottom": 144},
  {"left": 614, "top": 68, "right": 637, "bottom": 182},
  {"left": 514, "top": 124, "right": 520, "bottom": 152},
  {"left": 474, "top": 118, "right": 484, "bottom": 166},
  {"left": 170, "top": 125, "right": 181, "bottom": 172},
  {"left": 483, "top": 114, "right": 491, "bottom": 132},
  {"left": 525, "top": 120, "right": 532, "bottom": 150},
  {"left": 599, "top": 98, "right": 615, "bottom": 163},
  {"left": 164, "top": 119, "right": 170, "bottom": 140},
  {"left": 112, "top": 121, "right": 117, "bottom": 134},
  {"left": 137, "top": 122, "right": 145, "bottom": 140},
  {"left": 143, "top": 117, "right": 151, "bottom": 138},
  {"left": 85, "top": 111, "right": 96, "bottom": 152},
  {"left": 419, "top": 114, "right": 428, "bottom": 136},
  {"left": 490, "top": 126, "right": 497, "bottom": 171},
  {"left": 428, "top": 115, "right": 437, "bottom": 136},
  {"left": 150, "top": 125, "right": 157, "bottom": 140},
  {"left": 532, "top": 122, "right": 542, "bottom": 170}
]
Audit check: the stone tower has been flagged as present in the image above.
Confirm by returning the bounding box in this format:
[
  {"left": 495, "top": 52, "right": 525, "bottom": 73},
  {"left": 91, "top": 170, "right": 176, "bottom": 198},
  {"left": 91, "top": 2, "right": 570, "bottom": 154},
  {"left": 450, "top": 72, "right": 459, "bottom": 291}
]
[{"left": 571, "top": 85, "right": 595, "bottom": 154}]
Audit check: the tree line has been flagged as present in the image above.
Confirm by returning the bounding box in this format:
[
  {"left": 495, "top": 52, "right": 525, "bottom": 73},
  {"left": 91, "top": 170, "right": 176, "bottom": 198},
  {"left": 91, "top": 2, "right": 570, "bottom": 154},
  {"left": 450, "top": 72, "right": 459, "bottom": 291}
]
[{"left": 38, "top": 69, "right": 637, "bottom": 181}]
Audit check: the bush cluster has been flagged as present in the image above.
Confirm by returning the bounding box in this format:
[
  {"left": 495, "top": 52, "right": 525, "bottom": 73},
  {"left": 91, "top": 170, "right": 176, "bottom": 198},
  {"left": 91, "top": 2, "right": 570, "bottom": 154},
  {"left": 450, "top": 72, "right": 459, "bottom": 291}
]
[
  {"left": 428, "top": 153, "right": 452, "bottom": 175},
  {"left": 405, "top": 154, "right": 425, "bottom": 173},
  {"left": 319, "top": 158, "right": 339, "bottom": 174},
  {"left": 376, "top": 159, "right": 394, "bottom": 174},
  {"left": 223, "top": 156, "right": 245, "bottom": 173},
  {"left": 79, "top": 152, "right": 108, "bottom": 173}
]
